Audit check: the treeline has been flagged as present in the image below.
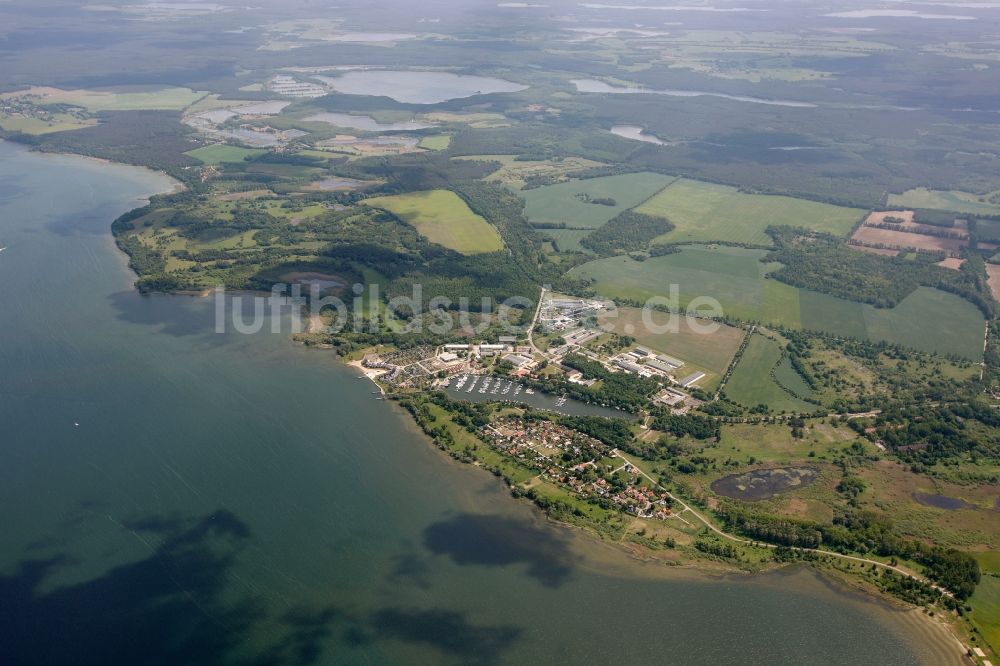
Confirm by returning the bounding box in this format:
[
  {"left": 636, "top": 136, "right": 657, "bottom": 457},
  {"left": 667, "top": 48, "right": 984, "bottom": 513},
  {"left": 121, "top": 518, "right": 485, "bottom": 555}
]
[
  {"left": 715, "top": 503, "right": 980, "bottom": 599},
  {"left": 766, "top": 227, "right": 994, "bottom": 318},
  {"left": 579, "top": 210, "right": 674, "bottom": 256}
]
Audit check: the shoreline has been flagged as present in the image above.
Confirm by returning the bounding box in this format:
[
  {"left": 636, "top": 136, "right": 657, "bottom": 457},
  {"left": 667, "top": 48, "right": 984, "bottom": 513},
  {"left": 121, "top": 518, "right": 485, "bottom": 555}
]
[
  {"left": 0, "top": 138, "right": 186, "bottom": 197},
  {"left": 380, "top": 378, "right": 970, "bottom": 665},
  {"left": 27, "top": 137, "right": 978, "bottom": 666}
]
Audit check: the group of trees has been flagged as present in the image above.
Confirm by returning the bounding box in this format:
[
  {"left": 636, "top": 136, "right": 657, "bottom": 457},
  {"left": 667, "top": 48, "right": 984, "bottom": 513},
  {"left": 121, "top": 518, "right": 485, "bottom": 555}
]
[
  {"left": 651, "top": 411, "right": 720, "bottom": 440},
  {"left": 579, "top": 210, "right": 674, "bottom": 256}
]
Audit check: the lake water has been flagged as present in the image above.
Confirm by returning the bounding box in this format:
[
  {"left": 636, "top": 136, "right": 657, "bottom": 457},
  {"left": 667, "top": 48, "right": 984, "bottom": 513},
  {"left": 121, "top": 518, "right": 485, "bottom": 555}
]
[
  {"left": 319, "top": 70, "right": 528, "bottom": 104},
  {"left": 611, "top": 124, "right": 667, "bottom": 145},
  {"left": 0, "top": 139, "right": 964, "bottom": 664},
  {"left": 912, "top": 492, "right": 977, "bottom": 511},
  {"left": 573, "top": 78, "right": 818, "bottom": 108}
]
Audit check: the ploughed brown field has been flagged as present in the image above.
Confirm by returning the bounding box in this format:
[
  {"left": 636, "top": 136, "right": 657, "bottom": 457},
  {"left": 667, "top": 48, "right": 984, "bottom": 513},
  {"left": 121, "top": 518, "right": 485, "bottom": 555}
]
[
  {"left": 850, "top": 210, "right": 969, "bottom": 255},
  {"left": 986, "top": 263, "right": 1000, "bottom": 300}
]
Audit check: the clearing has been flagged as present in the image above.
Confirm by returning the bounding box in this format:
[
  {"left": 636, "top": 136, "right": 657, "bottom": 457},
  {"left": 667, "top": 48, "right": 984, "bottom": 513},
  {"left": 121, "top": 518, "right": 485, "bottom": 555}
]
[
  {"left": 521, "top": 172, "right": 674, "bottom": 229},
  {"left": 418, "top": 135, "right": 452, "bottom": 151},
  {"left": 184, "top": 145, "right": 267, "bottom": 165},
  {"left": 364, "top": 189, "right": 504, "bottom": 254}
]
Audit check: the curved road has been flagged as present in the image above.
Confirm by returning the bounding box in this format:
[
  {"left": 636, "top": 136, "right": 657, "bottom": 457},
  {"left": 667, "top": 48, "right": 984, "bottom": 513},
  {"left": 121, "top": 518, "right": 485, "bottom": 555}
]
[{"left": 612, "top": 450, "right": 952, "bottom": 597}]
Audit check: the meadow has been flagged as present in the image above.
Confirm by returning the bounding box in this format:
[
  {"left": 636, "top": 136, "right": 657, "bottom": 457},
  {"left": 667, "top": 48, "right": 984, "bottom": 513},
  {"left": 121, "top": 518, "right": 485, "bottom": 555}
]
[
  {"left": 569, "top": 246, "right": 986, "bottom": 359},
  {"left": 184, "top": 144, "right": 267, "bottom": 165},
  {"left": 723, "top": 333, "right": 817, "bottom": 413},
  {"left": 418, "top": 135, "right": 452, "bottom": 151},
  {"left": 635, "top": 179, "right": 865, "bottom": 246},
  {"left": 888, "top": 188, "right": 1000, "bottom": 216},
  {"left": 521, "top": 172, "right": 673, "bottom": 229},
  {"left": 970, "top": 575, "right": 1000, "bottom": 658},
  {"left": 543, "top": 228, "right": 593, "bottom": 253},
  {"left": 715, "top": 422, "right": 859, "bottom": 466},
  {"left": 364, "top": 189, "right": 504, "bottom": 254}
]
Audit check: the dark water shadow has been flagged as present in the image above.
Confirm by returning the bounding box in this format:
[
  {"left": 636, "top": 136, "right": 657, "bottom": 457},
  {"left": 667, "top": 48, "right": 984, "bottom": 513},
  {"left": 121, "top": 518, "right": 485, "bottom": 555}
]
[
  {"left": 912, "top": 492, "right": 976, "bottom": 511},
  {"left": 389, "top": 551, "right": 434, "bottom": 590},
  {"left": 45, "top": 209, "right": 121, "bottom": 236},
  {"left": 423, "top": 514, "right": 575, "bottom": 588},
  {"left": 360, "top": 607, "right": 521, "bottom": 665},
  {"left": 108, "top": 290, "right": 230, "bottom": 342},
  {"left": 0, "top": 509, "right": 335, "bottom": 666}
]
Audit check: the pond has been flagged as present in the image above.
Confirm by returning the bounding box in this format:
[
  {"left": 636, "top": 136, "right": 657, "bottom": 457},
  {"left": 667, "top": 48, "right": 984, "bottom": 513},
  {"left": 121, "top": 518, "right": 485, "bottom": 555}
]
[
  {"left": 711, "top": 467, "right": 819, "bottom": 501},
  {"left": 572, "top": 78, "right": 817, "bottom": 108},
  {"left": 307, "top": 177, "right": 371, "bottom": 191},
  {"left": 444, "top": 375, "right": 634, "bottom": 420},
  {"left": 318, "top": 70, "right": 528, "bottom": 104},
  {"left": 611, "top": 124, "right": 667, "bottom": 145},
  {"left": 912, "top": 492, "right": 977, "bottom": 511}
]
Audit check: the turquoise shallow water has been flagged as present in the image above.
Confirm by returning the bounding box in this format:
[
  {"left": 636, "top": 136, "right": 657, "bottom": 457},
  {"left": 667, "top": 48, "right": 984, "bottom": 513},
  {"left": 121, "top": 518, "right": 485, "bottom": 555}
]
[{"left": 0, "top": 140, "right": 957, "bottom": 665}]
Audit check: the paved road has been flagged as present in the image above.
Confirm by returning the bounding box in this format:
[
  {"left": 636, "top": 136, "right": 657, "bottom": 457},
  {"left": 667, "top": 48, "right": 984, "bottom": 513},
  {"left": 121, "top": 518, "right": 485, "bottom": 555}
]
[{"left": 527, "top": 286, "right": 547, "bottom": 356}]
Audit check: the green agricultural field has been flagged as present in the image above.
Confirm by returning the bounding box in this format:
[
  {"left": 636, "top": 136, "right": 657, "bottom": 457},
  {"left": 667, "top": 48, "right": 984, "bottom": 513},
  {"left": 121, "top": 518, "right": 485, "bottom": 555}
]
[
  {"left": 888, "top": 188, "right": 1000, "bottom": 216},
  {"left": 978, "top": 220, "right": 1000, "bottom": 243},
  {"left": 418, "top": 134, "right": 452, "bottom": 151},
  {"left": 568, "top": 246, "right": 985, "bottom": 359},
  {"left": 635, "top": 179, "right": 865, "bottom": 246},
  {"left": 184, "top": 144, "right": 267, "bottom": 165},
  {"left": 544, "top": 228, "right": 594, "bottom": 253},
  {"left": 521, "top": 172, "right": 674, "bottom": 229},
  {"left": 40, "top": 87, "right": 206, "bottom": 112},
  {"left": 365, "top": 189, "right": 504, "bottom": 254},
  {"left": 970, "top": 574, "right": 1000, "bottom": 658},
  {"left": 773, "top": 355, "right": 814, "bottom": 400},
  {"left": 723, "top": 333, "right": 817, "bottom": 413},
  {"left": 597, "top": 305, "right": 745, "bottom": 389}
]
